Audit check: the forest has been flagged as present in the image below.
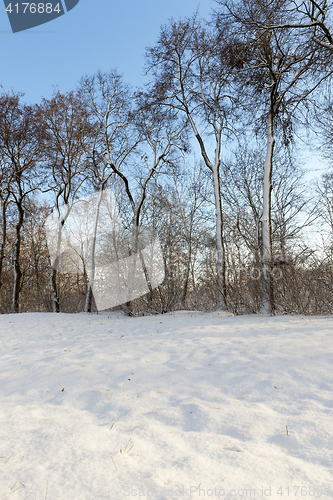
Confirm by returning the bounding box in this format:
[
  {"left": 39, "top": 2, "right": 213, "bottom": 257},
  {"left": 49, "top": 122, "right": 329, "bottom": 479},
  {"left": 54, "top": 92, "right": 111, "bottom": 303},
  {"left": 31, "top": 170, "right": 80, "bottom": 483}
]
[{"left": 1, "top": 0, "right": 333, "bottom": 316}]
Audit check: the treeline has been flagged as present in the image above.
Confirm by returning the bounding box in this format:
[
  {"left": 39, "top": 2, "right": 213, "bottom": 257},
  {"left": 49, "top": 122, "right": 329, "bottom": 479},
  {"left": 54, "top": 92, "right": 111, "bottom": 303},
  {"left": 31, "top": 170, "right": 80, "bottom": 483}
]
[{"left": 1, "top": 0, "right": 333, "bottom": 315}]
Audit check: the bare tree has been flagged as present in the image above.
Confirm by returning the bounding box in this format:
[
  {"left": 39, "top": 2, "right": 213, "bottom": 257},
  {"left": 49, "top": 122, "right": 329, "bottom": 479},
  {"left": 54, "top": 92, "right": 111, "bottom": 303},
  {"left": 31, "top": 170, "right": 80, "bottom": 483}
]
[
  {"left": 0, "top": 92, "right": 47, "bottom": 312},
  {"left": 221, "top": 144, "right": 314, "bottom": 312},
  {"left": 239, "top": 0, "right": 333, "bottom": 53},
  {"left": 80, "top": 70, "right": 187, "bottom": 313},
  {"left": 144, "top": 15, "right": 239, "bottom": 309},
  {"left": 18, "top": 199, "right": 52, "bottom": 311},
  {"left": 216, "top": 0, "right": 333, "bottom": 313},
  {"left": 79, "top": 71, "right": 139, "bottom": 312},
  {"left": 41, "top": 90, "right": 91, "bottom": 312},
  {"left": 138, "top": 167, "right": 211, "bottom": 313}
]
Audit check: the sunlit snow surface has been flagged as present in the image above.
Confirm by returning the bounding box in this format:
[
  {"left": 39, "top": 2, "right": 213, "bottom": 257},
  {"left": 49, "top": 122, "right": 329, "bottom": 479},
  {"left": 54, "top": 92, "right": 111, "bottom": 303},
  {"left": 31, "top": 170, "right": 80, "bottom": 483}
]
[{"left": 0, "top": 312, "right": 333, "bottom": 499}]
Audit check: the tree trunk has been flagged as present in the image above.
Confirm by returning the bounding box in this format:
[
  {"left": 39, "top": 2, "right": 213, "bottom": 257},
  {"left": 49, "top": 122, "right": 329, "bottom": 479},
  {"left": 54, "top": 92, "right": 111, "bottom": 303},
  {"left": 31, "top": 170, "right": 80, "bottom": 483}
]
[
  {"left": 50, "top": 221, "right": 62, "bottom": 313},
  {"left": 12, "top": 203, "right": 24, "bottom": 313},
  {"left": 0, "top": 199, "right": 7, "bottom": 290},
  {"left": 50, "top": 267, "right": 60, "bottom": 312},
  {"left": 84, "top": 188, "right": 104, "bottom": 313},
  {"left": 181, "top": 239, "right": 191, "bottom": 309},
  {"left": 50, "top": 204, "right": 71, "bottom": 313},
  {"left": 122, "top": 215, "right": 154, "bottom": 316},
  {"left": 84, "top": 281, "right": 94, "bottom": 313},
  {"left": 212, "top": 165, "right": 227, "bottom": 309},
  {"left": 260, "top": 111, "right": 275, "bottom": 314}
]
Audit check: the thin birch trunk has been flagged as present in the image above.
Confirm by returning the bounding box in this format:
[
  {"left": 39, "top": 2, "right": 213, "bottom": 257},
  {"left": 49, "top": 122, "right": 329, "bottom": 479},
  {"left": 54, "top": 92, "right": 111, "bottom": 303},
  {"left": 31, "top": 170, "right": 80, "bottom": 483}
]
[
  {"left": 50, "top": 203, "right": 71, "bottom": 313},
  {"left": 181, "top": 240, "right": 191, "bottom": 309},
  {"left": 212, "top": 165, "right": 227, "bottom": 309},
  {"left": 84, "top": 188, "right": 105, "bottom": 313},
  {"left": 50, "top": 226, "right": 61, "bottom": 313},
  {"left": 123, "top": 214, "right": 154, "bottom": 315},
  {"left": 134, "top": 222, "right": 153, "bottom": 295},
  {"left": 260, "top": 111, "right": 275, "bottom": 314},
  {"left": 188, "top": 112, "right": 227, "bottom": 310},
  {"left": 50, "top": 267, "right": 59, "bottom": 313}
]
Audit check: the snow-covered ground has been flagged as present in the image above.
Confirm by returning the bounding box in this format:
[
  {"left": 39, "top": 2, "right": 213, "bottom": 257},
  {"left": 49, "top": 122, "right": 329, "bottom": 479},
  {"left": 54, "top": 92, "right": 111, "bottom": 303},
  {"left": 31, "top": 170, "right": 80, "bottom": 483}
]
[{"left": 0, "top": 311, "right": 332, "bottom": 500}]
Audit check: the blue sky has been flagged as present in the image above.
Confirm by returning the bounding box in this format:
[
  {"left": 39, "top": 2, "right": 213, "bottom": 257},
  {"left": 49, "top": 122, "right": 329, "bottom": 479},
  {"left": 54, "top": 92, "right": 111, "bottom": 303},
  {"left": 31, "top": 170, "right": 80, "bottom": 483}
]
[
  {"left": 0, "top": 0, "right": 213, "bottom": 104},
  {"left": 0, "top": 0, "right": 325, "bottom": 180}
]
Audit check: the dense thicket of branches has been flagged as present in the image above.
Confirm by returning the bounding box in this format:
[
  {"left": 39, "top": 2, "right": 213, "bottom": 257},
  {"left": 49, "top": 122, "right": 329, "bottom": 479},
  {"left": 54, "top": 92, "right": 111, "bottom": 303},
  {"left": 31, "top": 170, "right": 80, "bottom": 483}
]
[{"left": 1, "top": 0, "right": 333, "bottom": 315}]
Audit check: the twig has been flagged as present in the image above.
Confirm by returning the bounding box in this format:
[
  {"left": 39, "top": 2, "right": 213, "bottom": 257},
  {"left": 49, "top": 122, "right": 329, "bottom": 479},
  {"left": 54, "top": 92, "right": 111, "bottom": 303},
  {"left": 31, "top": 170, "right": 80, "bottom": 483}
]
[
  {"left": 111, "top": 456, "right": 117, "bottom": 471},
  {"left": 4, "top": 452, "right": 15, "bottom": 463},
  {"left": 23, "top": 493, "right": 34, "bottom": 500},
  {"left": 2, "top": 487, "right": 20, "bottom": 499}
]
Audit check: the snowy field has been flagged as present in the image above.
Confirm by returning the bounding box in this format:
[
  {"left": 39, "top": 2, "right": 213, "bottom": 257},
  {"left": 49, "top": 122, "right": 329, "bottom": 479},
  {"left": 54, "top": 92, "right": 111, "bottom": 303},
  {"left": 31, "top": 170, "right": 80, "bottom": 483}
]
[{"left": 0, "top": 311, "right": 333, "bottom": 500}]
